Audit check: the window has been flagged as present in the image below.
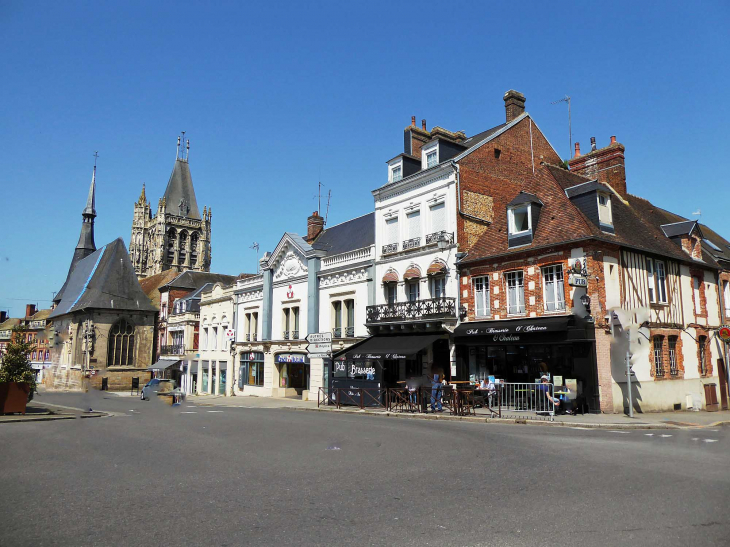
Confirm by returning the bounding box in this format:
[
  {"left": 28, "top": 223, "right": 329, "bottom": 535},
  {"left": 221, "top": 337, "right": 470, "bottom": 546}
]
[
  {"left": 542, "top": 265, "right": 565, "bottom": 312},
  {"left": 646, "top": 258, "right": 655, "bottom": 303},
  {"left": 391, "top": 165, "right": 402, "bottom": 182},
  {"left": 407, "top": 280, "right": 420, "bottom": 302},
  {"left": 426, "top": 150, "right": 437, "bottom": 168},
  {"left": 508, "top": 205, "right": 531, "bottom": 235},
  {"left": 292, "top": 307, "right": 300, "bottom": 339},
  {"left": 723, "top": 281, "right": 730, "bottom": 317},
  {"left": 190, "top": 233, "right": 199, "bottom": 266},
  {"left": 252, "top": 313, "right": 258, "bottom": 341},
  {"left": 655, "top": 261, "right": 667, "bottom": 303},
  {"left": 107, "top": 319, "right": 135, "bottom": 367},
  {"left": 406, "top": 210, "right": 420, "bottom": 240},
  {"left": 668, "top": 336, "right": 678, "bottom": 376},
  {"left": 430, "top": 202, "right": 446, "bottom": 234},
  {"left": 431, "top": 276, "right": 446, "bottom": 298},
  {"left": 240, "top": 352, "right": 264, "bottom": 387},
  {"left": 345, "top": 300, "right": 354, "bottom": 337},
  {"left": 597, "top": 193, "right": 613, "bottom": 226},
  {"left": 283, "top": 308, "right": 290, "bottom": 339},
  {"left": 386, "top": 217, "right": 399, "bottom": 244},
  {"left": 494, "top": 148, "right": 501, "bottom": 159},
  {"left": 178, "top": 231, "right": 188, "bottom": 264},
  {"left": 505, "top": 271, "right": 525, "bottom": 315},
  {"left": 166, "top": 228, "right": 176, "bottom": 264},
  {"left": 653, "top": 335, "right": 664, "bottom": 377},
  {"left": 202, "top": 328, "right": 208, "bottom": 350},
  {"left": 698, "top": 336, "right": 707, "bottom": 375},
  {"left": 693, "top": 277, "right": 702, "bottom": 314},
  {"left": 385, "top": 283, "right": 397, "bottom": 305},
  {"left": 212, "top": 327, "right": 218, "bottom": 350},
  {"left": 333, "top": 301, "right": 342, "bottom": 337},
  {"left": 473, "top": 276, "right": 490, "bottom": 317}
]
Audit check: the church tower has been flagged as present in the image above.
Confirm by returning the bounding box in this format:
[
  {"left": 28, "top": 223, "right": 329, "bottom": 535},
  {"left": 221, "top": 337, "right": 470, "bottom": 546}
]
[
  {"left": 129, "top": 135, "right": 212, "bottom": 278},
  {"left": 54, "top": 162, "right": 98, "bottom": 305}
]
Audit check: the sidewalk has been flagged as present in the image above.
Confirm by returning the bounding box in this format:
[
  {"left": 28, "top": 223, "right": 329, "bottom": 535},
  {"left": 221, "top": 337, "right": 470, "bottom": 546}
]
[
  {"left": 105, "top": 390, "right": 319, "bottom": 409},
  {"left": 0, "top": 400, "right": 106, "bottom": 424}
]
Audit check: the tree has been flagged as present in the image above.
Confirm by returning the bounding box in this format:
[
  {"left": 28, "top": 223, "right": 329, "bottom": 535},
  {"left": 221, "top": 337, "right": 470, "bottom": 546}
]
[{"left": 0, "top": 327, "right": 37, "bottom": 395}]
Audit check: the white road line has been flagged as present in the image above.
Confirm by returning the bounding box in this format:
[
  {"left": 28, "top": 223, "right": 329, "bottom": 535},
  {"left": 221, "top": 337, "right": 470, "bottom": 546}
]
[
  {"left": 704, "top": 439, "right": 718, "bottom": 443},
  {"left": 692, "top": 438, "right": 700, "bottom": 441},
  {"left": 659, "top": 434, "right": 673, "bottom": 438},
  {"left": 207, "top": 410, "right": 224, "bottom": 413},
  {"left": 180, "top": 411, "right": 197, "bottom": 414},
  {"left": 608, "top": 430, "right": 630, "bottom": 434},
  {"left": 645, "top": 433, "right": 654, "bottom": 436}
]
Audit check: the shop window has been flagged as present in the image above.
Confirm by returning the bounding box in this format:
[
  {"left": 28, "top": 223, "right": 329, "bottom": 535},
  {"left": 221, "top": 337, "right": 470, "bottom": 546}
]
[
  {"left": 108, "top": 319, "right": 134, "bottom": 367},
  {"left": 385, "top": 283, "right": 397, "bottom": 305},
  {"left": 473, "top": 276, "right": 490, "bottom": 317},
  {"left": 505, "top": 271, "right": 525, "bottom": 315},
  {"left": 653, "top": 335, "right": 664, "bottom": 377},
  {"left": 542, "top": 265, "right": 565, "bottom": 312},
  {"left": 431, "top": 276, "right": 446, "bottom": 299},
  {"left": 698, "top": 336, "right": 707, "bottom": 375},
  {"left": 407, "top": 280, "right": 420, "bottom": 302},
  {"left": 668, "top": 336, "right": 678, "bottom": 376},
  {"left": 240, "top": 352, "right": 264, "bottom": 387}
]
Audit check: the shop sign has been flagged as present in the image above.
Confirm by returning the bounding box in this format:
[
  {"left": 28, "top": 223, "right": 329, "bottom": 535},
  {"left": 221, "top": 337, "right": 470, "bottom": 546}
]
[
  {"left": 568, "top": 274, "right": 587, "bottom": 287},
  {"left": 492, "top": 334, "right": 520, "bottom": 342},
  {"left": 464, "top": 324, "right": 548, "bottom": 336},
  {"left": 350, "top": 352, "right": 406, "bottom": 360},
  {"left": 276, "top": 353, "right": 308, "bottom": 364},
  {"left": 719, "top": 326, "right": 730, "bottom": 342}
]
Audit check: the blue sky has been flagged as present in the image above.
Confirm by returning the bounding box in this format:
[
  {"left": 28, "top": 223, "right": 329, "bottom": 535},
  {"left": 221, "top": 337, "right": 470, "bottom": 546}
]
[{"left": 1, "top": 1, "right": 728, "bottom": 317}]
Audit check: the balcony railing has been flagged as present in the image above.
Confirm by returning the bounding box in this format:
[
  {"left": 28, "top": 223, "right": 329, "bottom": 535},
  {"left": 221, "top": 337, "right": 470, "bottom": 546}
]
[
  {"left": 382, "top": 243, "right": 398, "bottom": 255},
  {"left": 160, "top": 344, "right": 187, "bottom": 355},
  {"left": 425, "top": 231, "right": 454, "bottom": 246},
  {"left": 283, "top": 331, "right": 300, "bottom": 340},
  {"left": 245, "top": 333, "right": 259, "bottom": 342},
  {"left": 402, "top": 237, "right": 421, "bottom": 251},
  {"left": 366, "top": 297, "right": 456, "bottom": 324},
  {"left": 332, "top": 326, "right": 355, "bottom": 338}
]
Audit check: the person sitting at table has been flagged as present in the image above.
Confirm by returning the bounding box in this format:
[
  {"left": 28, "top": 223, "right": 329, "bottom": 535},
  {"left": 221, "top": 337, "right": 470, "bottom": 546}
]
[
  {"left": 405, "top": 377, "right": 419, "bottom": 405},
  {"left": 539, "top": 375, "right": 560, "bottom": 410},
  {"left": 430, "top": 370, "right": 443, "bottom": 412}
]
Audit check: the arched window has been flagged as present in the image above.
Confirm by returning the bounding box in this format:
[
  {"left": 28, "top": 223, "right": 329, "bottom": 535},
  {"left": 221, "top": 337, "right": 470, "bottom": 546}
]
[
  {"left": 178, "top": 230, "right": 188, "bottom": 264},
  {"left": 108, "top": 319, "right": 135, "bottom": 367},
  {"left": 190, "top": 233, "right": 199, "bottom": 266},
  {"left": 166, "top": 228, "right": 177, "bottom": 264}
]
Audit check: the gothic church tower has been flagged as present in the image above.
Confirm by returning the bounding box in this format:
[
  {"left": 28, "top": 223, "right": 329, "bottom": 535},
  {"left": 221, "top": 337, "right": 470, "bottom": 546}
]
[{"left": 129, "top": 136, "right": 212, "bottom": 278}]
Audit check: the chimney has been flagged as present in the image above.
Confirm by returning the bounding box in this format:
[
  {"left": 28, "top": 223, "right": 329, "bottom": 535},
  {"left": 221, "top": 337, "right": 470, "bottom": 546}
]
[
  {"left": 0, "top": 311, "right": 7, "bottom": 323},
  {"left": 404, "top": 116, "right": 431, "bottom": 158},
  {"left": 25, "top": 304, "right": 36, "bottom": 318},
  {"left": 503, "top": 90, "right": 526, "bottom": 123},
  {"left": 421, "top": 119, "right": 427, "bottom": 131},
  {"left": 306, "top": 211, "right": 325, "bottom": 243},
  {"left": 568, "top": 136, "right": 627, "bottom": 199}
]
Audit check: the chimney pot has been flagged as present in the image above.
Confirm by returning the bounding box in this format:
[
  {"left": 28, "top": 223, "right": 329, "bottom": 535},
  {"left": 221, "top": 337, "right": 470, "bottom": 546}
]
[
  {"left": 503, "top": 90, "right": 526, "bottom": 123},
  {"left": 411, "top": 116, "right": 416, "bottom": 127},
  {"left": 610, "top": 135, "right": 617, "bottom": 144},
  {"left": 422, "top": 119, "right": 427, "bottom": 131},
  {"left": 590, "top": 137, "right": 597, "bottom": 152},
  {"left": 574, "top": 142, "right": 581, "bottom": 157}
]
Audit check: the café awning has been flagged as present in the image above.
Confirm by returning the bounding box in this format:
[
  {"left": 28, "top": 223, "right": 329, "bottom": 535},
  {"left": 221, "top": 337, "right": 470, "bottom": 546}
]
[
  {"left": 453, "top": 316, "right": 572, "bottom": 337},
  {"left": 147, "top": 358, "right": 180, "bottom": 371},
  {"left": 335, "top": 334, "right": 443, "bottom": 361}
]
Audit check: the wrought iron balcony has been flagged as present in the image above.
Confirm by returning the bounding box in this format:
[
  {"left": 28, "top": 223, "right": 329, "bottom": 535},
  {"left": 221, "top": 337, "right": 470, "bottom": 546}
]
[
  {"left": 382, "top": 243, "right": 398, "bottom": 255},
  {"left": 402, "top": 237, "right": 421, "bottom": 251},
  {"left": 333, "top": 327, "right": 341, "bottom": 338},
  {"left": 333, "top": 326, "right": 355, "bottom": 338},
  {"left": 291, "top": 330, "right": 299, "bottom": 340},
  {"left": 366, "top": 297, "right": 456, "bottom": 324},
  {"left": 425, "top": 231, "right": 454, "bottom": 246},
  {"left": 283, "top": 331, "right": 290, "bottom": 340},
  {"left": 345, "top": 326, "right": 354, "bottom": 337},
  {"left": 160, "top": 344, "right": 186, "bottom": 355}
]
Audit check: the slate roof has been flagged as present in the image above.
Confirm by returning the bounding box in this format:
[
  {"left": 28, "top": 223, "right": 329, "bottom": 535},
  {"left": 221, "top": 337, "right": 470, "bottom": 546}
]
[
  {"left": 160, "top": 271, "right": 237, "bottom": 291},
  {"left": 0, "top": 318, "right": 21, "bottom": 331},
  {"left": 312, "top": 212, "right": 375, "bottom": 255},
  {"left": 507, "top": 192, "right": 543, "bottom": 207},
  {"left": 139, "top": 269, "right": 180, "bottom": 309},
  {"left": 30, "top": 309, "right": 52, "bottom": 321},
  {"left": 49, "top": 238, "right": 157, "bottom": 318},
  {"left": 660, "top": 220, "right": 702, "bottom": 239},
  {"left": 163, "top": 159, "right": 201, "bottom": 220}
]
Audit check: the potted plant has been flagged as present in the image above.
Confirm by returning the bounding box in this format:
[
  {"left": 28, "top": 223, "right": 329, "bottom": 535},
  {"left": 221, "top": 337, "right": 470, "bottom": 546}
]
[{"left": 0, "top": 327, "right": 37, "bottom": 415}]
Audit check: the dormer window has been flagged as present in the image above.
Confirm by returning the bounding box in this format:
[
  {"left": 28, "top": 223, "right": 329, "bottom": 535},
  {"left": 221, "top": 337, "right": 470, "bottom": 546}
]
[
  {"left": 426, "top": 150, "right": 437, "bottom": 168},
  {"left": 508, "top": 204, "right": 531, "bottom": 235},
  {"left": 597, "top": 192, "right": 613, "bottom": 228},
  {"left": 391, "top": 165, "right": 402, "bottom": 182}
]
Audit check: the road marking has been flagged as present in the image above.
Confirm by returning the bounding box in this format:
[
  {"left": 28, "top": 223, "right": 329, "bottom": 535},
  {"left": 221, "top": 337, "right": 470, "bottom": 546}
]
[
  {"left": 659, "top": 434, "right": 673, "bottom": 438},
  {"left": 570, "top": 427, "right": 592, "bottom": 430},
  {"left": 207, "top": 410, "right": 224, "bottom": 413},
  {"left": 180, "top": 411, "right": 197, "bottom": 414},
  {"left": 692, "top": 438, "right": 699, "bottom": 441},
  {"left": 704, "top": 439, "right": 718, "bottom": 443},
  {"left": 644, "top": 433, "right": 654, "bottom": 436},
  {"left": 608, "top": 430, "right": 630, "bottom": 434}
]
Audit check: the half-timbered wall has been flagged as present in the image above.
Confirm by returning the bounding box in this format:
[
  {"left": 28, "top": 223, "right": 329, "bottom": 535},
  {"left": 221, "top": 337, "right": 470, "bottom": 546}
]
[{"left": 620, "top": 250, "right": 683, "bottom": 326}]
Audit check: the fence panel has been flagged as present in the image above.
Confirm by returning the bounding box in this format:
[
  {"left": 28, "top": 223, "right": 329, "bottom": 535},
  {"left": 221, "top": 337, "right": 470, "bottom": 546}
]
[{"left": 498, "top": 382, "right": 555, "bottom": 419}]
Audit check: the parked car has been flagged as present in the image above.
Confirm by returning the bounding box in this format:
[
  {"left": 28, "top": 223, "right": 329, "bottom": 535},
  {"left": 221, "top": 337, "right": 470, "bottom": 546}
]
[{"left": 141, "top": 379, "right": 176, "bottom": 401}]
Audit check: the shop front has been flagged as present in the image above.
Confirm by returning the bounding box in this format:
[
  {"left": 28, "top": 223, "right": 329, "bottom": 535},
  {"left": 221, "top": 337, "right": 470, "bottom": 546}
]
[
  {"left": 329, "top": 333, "right": 446, "bottom": 406},
  {"left": 275, "top": 352, "right": 309, "bottom": 398},
  {"left": 454, "top": 316, "right": 599, "bottom": 412}
]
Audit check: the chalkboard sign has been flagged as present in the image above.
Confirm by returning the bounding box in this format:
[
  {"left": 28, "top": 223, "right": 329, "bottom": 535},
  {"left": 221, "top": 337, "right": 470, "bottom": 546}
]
[
  {"left": 101, "top": 377, "right": 108, "bottom": 391},
  {"left": 131, "top": 377, "right": 140, "bottom": 395}
]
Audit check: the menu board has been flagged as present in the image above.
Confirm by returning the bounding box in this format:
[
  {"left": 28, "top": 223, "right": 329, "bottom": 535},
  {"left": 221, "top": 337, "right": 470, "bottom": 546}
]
[{"left": 565, "top": 378, "right": 578, "bottom": 393}]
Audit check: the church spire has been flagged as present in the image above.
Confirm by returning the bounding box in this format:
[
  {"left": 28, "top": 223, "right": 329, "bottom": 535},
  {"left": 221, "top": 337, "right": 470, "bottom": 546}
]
[
  {"left": 83, "top": 160, "right": 97, "bottom": 218},
  {"left": 138, "top": 182, "right": 146, "bottom": 204}
]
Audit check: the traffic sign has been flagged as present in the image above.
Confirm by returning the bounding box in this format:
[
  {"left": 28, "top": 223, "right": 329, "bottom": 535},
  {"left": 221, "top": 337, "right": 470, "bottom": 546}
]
[
  {"left": 719, "top": 326, "right": 730, "bottom": 342},
  {"left": 308, "top": 353, "right": 331, "bottom": 359},
  {"left": 306, "top": 332, "right": 332, "bottom": 344},
  {"left": 307, "top": 342, "right": 332, "bottom": 355}
]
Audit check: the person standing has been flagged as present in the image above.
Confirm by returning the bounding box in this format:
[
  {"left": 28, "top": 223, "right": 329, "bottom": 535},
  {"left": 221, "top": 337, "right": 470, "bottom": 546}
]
[{"left": 430, "top": 370, "right": 443, "bottom": 412}]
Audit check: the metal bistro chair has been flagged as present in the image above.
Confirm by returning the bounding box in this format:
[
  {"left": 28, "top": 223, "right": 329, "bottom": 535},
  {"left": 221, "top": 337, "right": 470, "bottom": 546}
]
[{"left": 457, "top": 386, "right": 477, "bottom": 416}]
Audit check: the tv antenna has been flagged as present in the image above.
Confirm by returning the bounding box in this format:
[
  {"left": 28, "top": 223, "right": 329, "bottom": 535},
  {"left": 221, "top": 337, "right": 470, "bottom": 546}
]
[
  {"left": 551, "top": 95, "right": 572, "bottom": 159},
  {"left": 250, "top": 242, "right": 260, "bottom": 273},
  {"left": 692, "top": 209, "right": 701, "bottom": 220},
  {"left": 324, "top": 189, "right": 331, "bottom": 226}
]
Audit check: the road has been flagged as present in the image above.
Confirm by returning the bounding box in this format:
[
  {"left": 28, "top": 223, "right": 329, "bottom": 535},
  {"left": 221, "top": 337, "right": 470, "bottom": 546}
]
[{"left": 1, "top": 391, "right": 728, "bottom": 547}]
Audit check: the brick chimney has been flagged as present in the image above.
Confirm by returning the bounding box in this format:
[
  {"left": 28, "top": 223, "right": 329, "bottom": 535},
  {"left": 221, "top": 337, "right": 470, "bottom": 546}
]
[
  {"left": 568, "top": 136, "right": 627, "bottom": 199},
  {"left": 306, "top": 211, "right": 325, "bottom": 243},
  {"left": 503, "top": 90, "right": 526, "bottom": 123},
  {"left": 404, "top": 116, "right": 431, "bottom": 158},
  {"left": 25, "top": 304, "right": 36, "bottom": 318},
  {"left": 0, "top": 311, "right": 7, "bottom": 323}
]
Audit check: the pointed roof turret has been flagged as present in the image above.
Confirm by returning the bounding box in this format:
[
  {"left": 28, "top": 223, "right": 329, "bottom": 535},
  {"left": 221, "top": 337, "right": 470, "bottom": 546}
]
[
  {"left": 162, "top": 136, "right": 201, "bottom": 219},
  {"left": 83, "top": 165, "right": 97, "bottom": 218}
]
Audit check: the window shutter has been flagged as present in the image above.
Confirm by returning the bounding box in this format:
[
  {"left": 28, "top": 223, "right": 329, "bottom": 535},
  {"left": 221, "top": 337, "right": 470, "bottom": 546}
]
[
  {"left": 430, "top": 202, "right": 445, "bottom": 233},
  {"left": 386, "top": 218, "right": 398, "bottom": 244},
  {"left": 407, "top": 211, "right": 420, "bottom": 239}
]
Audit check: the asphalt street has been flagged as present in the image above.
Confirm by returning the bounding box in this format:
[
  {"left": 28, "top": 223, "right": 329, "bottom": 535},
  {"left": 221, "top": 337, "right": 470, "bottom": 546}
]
[{"left": 1, "top": 391, "right": 728, "bottom": 547}]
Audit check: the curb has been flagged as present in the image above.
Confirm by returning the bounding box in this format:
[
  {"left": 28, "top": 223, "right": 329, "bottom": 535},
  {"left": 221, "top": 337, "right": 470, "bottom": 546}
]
[{"left": 296, "top": 406, "right": 681, "bottom": 430}]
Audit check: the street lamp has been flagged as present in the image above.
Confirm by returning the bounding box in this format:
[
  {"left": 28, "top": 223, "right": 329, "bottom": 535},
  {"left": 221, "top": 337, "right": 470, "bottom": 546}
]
[
  {"left": 580, "top": 293, "right": 591, "bottom": 314},
  {"left": 436, "top": 232, "right": 450, "bottom": 251}
]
